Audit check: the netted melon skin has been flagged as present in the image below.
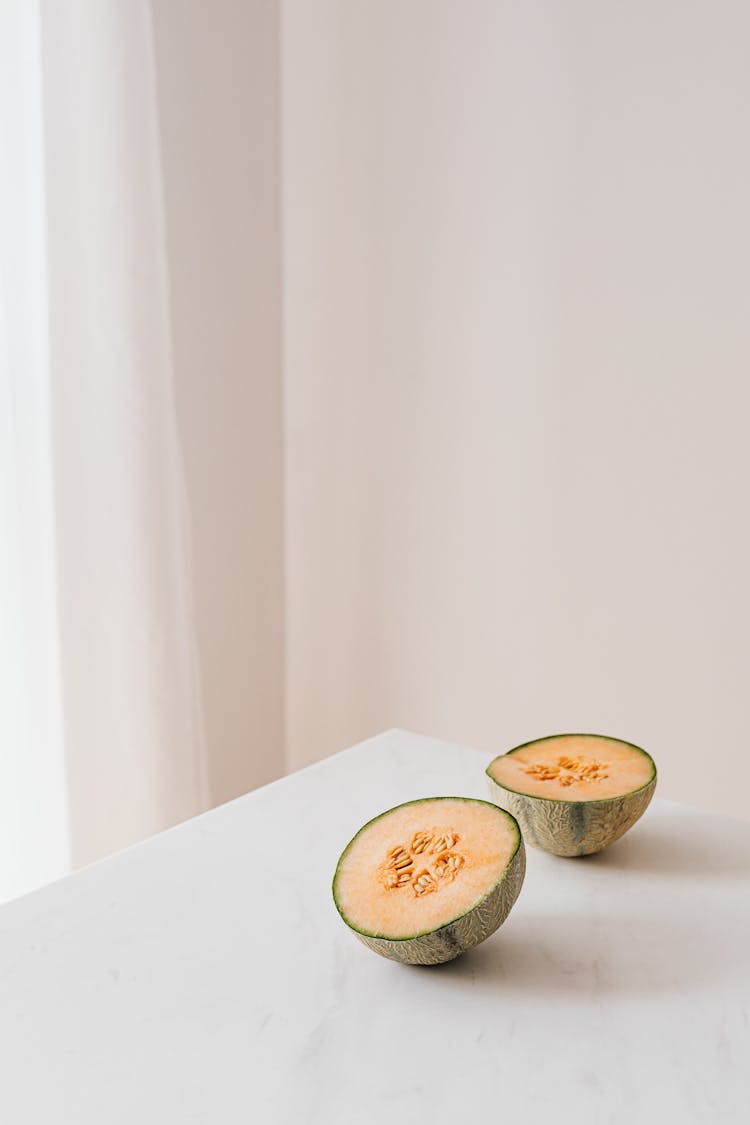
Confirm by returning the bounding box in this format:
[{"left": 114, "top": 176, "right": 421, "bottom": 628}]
[
  {"left": 485, "top": 776, "right": 656, "bottom": 857},
  {"left": 354, "top": 843, "right": 526, "bottom": 965}
]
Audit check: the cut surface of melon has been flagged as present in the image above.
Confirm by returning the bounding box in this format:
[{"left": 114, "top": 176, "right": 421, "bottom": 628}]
[
  {"left": 486, "top": 733, "right": 657, "bottom": 857},
  {"left": 487, "top": 733, "right": 655, "bottom": 802},
  {"left": 333, "top": 798, "right": 524, "bottom": 963}
]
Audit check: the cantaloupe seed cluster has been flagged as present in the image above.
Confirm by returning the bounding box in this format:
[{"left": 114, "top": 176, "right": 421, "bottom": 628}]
[
  {"left": 379, "top": 828, "right": 466, "bottom": 896},
  {"left": 523, "top": 754, "right": 610, "bottom": 788}
]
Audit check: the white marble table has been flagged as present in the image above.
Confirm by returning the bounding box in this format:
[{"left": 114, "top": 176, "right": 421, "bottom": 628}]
[{"left": 1, "top": 729, "right": 748, "bottom": 1124}]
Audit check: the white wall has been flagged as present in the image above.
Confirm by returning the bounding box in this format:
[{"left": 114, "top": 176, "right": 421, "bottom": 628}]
[{"left": 283, "top": 0, "right": 750, "bottom": 819}]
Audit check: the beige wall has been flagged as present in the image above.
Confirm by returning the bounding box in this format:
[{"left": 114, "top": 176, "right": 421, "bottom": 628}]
[
  {"left": 282, "top": 1, "right": 750, "bottom": 819},
  {"left": 153, "top": 0, "right": 285, "bottom": 804}
]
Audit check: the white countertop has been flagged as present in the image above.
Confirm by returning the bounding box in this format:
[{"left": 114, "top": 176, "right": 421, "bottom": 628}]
[{"left": 1, "top": 729, "right": 748, "bottom": 1123}]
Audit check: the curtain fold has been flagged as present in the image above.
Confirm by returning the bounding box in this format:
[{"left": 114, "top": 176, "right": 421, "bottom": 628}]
[
  {"left": 0, "top": 0, "right": 70, "bottom": 902},
  {"left": 1, "top": 0, "right": 285, "bottom": 899},
  {"left": 38, "top": 0, "right": 209, "bottom": 866}
]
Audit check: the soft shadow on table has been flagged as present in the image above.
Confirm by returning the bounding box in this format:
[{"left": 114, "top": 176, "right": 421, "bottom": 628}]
[
  {"left": 578, "top": 816, "right": 750, "bottom": 880},
  {"left": 426, "top": 906, "right": 741, "bottom": 999}
]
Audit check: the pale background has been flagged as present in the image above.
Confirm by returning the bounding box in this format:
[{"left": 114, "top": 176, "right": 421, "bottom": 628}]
[
  {"left": 3, "top": 0, "right": 749, "bottom": 908},
  {"left": 281, "top": 0, "right": 750, "bottom": 817},
  {"left": 157, "top": 0, "right": 750, "bottom": 821}
]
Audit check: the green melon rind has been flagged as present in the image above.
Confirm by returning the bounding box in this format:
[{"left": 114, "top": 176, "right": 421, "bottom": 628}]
[
  {"left": 485, "top": 733, "right": 657, "bottom": 858},
  {"left": 332, "top": 797, "right": 526, "bottom": 966}
]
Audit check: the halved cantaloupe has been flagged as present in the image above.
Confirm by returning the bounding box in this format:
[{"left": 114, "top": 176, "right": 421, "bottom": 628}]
[
  {"left": 486, "top": 733, "right": 657, "bottom": 857},
  {"left": 333, "top": 797, "right": 525, "bottom": 965}
]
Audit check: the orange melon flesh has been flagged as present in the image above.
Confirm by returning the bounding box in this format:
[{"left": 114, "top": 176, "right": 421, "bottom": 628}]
[
  {"left": 488, "top": 734, "right": 654, "bottom": 802},
  {"left": 335, "top": 798, "right": 519, "bottom": 939}
]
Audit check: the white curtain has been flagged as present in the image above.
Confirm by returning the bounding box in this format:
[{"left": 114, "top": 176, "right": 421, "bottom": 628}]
[
  {"left": 0, "top": 0, "right": 209, "bottom": 899},
  {"left": 0, "top": 0, "right": 69, "bottom": 902}
]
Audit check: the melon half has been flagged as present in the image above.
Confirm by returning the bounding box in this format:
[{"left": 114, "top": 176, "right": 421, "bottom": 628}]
[
  {"left": 486, "top": 733, "right": 657, "bottom": 857},
  {"left": 333, "top": 797, "right": 525, "bottom": 965}
]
